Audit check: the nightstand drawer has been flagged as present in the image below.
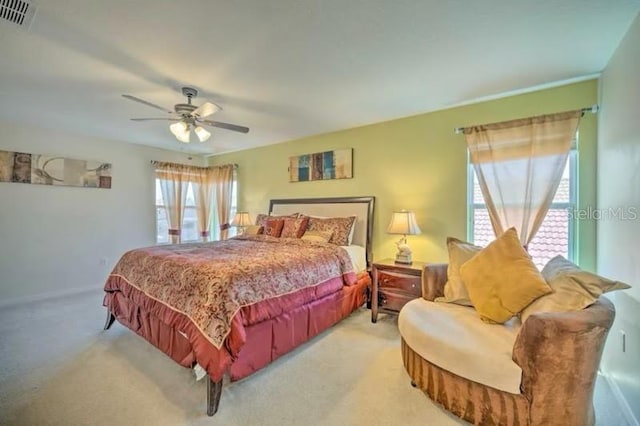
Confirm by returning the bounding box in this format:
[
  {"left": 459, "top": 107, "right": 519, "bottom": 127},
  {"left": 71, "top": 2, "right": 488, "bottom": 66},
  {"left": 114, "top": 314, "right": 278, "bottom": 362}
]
[
  {"left": 371, "top": 259, "right": 425, "bottom": 323},
  {"left": 378, "top": 270, "right": 421, "bottom": 295},
  {"left": 379, "top": 288, "right": 415, "bottom": 312}
]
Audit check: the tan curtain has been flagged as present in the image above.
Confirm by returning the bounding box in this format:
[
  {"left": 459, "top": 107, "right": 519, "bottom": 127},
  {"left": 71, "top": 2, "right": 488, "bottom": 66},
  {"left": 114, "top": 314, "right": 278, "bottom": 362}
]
[
  {"left": 193, "top": 167, "right": 214, "bottom": 242},
  {"left": 212, "top": 164, "right": 235, "bottom": 240},
  {"left": 155, "top": 162, "right": 190, "bottom": 244},
  {"left": 464, "top": 110, "right": 581, "bottom": 246}
]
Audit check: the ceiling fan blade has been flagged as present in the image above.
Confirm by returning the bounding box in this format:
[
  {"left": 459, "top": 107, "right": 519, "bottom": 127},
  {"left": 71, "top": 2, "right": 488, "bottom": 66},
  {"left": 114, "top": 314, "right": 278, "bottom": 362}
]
[
  {"left": 122, "top": 95, "right": 173, "bottom": 114},
  {"left": 192, "top": 101, "right": 221, "bottom": 119},
  {"left": 201, "top": 119, "right": 250, "bottom": 134},
  {"left": 131, "top": 118, "right": 180, "bottom": 122}
]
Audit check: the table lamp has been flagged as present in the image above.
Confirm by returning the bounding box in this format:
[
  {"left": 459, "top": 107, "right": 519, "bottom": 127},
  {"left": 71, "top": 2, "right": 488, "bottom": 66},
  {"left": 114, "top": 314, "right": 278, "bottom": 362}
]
[
  {"left": 387, "top": 210, "right": 421, "bottom": 264},
  {"left": 230, "top": 212, "right": 252, "bottom": 235}
]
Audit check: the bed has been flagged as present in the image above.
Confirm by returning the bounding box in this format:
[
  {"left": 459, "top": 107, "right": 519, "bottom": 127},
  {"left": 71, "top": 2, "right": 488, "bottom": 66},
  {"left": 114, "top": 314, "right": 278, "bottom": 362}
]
[{"left": 102, "top": 196, "right": 375, "bottom": 416}]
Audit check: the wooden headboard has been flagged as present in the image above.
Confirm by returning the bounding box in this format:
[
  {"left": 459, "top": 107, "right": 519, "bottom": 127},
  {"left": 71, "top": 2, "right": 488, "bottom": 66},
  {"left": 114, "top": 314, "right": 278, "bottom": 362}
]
[{"left": 270, "top": 196, "right": 375, "bottom": 269}]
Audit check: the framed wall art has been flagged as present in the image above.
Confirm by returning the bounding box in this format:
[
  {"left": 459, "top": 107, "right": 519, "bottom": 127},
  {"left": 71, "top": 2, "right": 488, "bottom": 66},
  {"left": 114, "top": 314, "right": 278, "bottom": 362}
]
[
  {"left": 289, "top": 148, "right": 352, "bottom": 182},
  {"left": 0, "top": 150, "right": 112, "bottom": 188}
]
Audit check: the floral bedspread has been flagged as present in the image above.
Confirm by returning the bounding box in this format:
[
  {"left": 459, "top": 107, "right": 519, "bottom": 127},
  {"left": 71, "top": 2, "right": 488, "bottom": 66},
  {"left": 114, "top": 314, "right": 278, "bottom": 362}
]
[{"left": 107, "top": 235, "right": 355, "bottom": 349}]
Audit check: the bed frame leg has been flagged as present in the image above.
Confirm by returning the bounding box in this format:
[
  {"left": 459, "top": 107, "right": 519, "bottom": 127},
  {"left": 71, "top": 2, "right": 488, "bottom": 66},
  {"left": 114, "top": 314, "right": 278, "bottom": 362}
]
[
  {"left": 103, "top": 311, "right": 116, "bottom": 330},
  {"left": 207, "top": 377, "right": 223, "bottom": 416}
]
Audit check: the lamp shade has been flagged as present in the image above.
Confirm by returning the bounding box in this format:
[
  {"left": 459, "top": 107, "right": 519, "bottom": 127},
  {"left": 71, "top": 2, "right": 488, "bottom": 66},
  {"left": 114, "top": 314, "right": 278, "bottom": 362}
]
[
  {"left": 194, "top": 126, "right": 211, "bottom": 142},
  {"left": 230, "top": 212, "right": 252, "bottom": 227},
  {"left": 387, "top": 210, "right": 421, "bottom": 235},
  {"left": 170, "top": 121, "right": 191, "bottom": 143}
]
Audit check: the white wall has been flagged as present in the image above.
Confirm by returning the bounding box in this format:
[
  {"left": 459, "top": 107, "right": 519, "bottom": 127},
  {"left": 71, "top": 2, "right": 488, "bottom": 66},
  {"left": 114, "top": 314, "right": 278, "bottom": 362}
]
[
  {"left": 0, "top": 120, "right": 204, "bottom": 303},
  {"left": 597, "top": 13, "right": 640, "bottom": 423}
]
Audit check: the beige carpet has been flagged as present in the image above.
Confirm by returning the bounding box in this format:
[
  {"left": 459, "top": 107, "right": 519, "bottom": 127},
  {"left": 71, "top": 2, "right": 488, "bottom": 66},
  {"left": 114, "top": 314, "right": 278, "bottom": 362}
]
[{"left": 0, "top": 290, "right": 628, "bottom": 426}]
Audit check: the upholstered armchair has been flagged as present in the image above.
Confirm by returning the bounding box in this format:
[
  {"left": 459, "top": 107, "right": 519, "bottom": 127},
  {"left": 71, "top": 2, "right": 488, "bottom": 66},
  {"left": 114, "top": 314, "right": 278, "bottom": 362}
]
[{"left": 400, "top": 263, "right": 615, "bottom": 426}]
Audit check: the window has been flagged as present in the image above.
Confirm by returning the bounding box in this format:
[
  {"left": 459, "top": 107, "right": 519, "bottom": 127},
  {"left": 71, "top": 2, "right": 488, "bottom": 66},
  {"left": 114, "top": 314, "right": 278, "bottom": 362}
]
[
  {"left": 155, "top": 181, "right": 199, "bottom": 244},
  {"left": 468, "top": 149, "right": 577, "bottom": 269},
  {"left": 156, "top": 168, "right": 238, "bottom": 243}
]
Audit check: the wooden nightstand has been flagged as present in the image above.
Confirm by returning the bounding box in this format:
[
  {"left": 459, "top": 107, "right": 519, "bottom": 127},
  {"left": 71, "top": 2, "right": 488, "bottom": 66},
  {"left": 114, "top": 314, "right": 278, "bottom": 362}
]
[{"left": 371, "top": 258, "right": 425, "bottom": 323}]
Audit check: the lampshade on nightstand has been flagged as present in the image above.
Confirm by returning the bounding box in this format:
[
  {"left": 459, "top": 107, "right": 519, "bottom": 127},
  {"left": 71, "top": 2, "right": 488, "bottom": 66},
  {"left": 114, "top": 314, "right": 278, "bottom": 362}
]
[
  {"left": 230, "top": 212, "right": 252, "bottom": 234},
  {"left": 387, "top": 210, "right": 421, "bottom": 264}
]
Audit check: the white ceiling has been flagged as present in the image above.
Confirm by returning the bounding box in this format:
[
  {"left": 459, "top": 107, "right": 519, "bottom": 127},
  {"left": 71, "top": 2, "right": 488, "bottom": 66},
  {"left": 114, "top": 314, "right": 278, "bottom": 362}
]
[{"left": 0, "top": 1, "right": 638, "bottom": 155}]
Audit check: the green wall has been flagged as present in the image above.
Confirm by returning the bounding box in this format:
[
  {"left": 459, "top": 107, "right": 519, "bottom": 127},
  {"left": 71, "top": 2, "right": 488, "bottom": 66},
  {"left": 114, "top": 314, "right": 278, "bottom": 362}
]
[{"left": 211, "top": 80, "right": 598, "bottom": 270}]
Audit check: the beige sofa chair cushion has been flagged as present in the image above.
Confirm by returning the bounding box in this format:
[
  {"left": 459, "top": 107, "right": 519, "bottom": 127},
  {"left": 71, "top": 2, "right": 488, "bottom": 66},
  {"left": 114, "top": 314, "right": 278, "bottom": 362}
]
[{"left": 399, "top": 298, "right": 523, "bottom": 394}]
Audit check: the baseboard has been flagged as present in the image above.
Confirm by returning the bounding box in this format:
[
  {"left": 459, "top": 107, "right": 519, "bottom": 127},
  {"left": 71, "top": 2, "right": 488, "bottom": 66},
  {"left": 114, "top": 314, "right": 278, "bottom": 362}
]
[
  {"left": 0, "top": 285, "right": 103, "bottom": 309},
  {"left": 603, "top": 373, "right": 639, "bottom": 426}
]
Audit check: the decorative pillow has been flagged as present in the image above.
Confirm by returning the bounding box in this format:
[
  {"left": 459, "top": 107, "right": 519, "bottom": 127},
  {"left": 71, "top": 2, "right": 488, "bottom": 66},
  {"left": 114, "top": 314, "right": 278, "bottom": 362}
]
[
  {"left": 459, "top": 228, "right": 552, "bottom": 323},
  {"left": 280, "top": 216, "right": 310, "bottom": 238},
  {"left": 243, "top": 225, "right": 263, "bottom": 235},
  {"left": 255, "top": 213, "right": 298, "bottom": 227},
  {"left": 435, "top": 237, "right": 482, "bottom": 306},
  {"left": 255, "top": 213, "right": 269, "bottom": 226},
  {"left": 307, "top": 216, "right": 356, "bottom": 246},
  {"left": 301, "top": 230, "right": 333, "bottom": 243},
  {"left": 262, "top": 219, "right": 284, "bottom": 237},
  {"left": 520, "top": 255, "right": 631, "bottom": 323},
  {"left": 307, "top": 215, "right": 357, "bottom": 245}
]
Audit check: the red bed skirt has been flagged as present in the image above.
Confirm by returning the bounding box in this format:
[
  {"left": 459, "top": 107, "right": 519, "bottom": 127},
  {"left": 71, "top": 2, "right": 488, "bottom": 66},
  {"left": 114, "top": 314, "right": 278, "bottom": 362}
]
[{"left": 104, "top": 271, "right": 370, "bottom": 381}]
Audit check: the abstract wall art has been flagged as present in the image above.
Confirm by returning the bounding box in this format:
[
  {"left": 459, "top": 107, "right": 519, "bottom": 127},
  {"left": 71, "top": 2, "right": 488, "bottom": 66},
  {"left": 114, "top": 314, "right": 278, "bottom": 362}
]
[
  {"left": 289, "top": 148, "right": 352, "bottom": 182},
  {"left": 0, "top": 150, "right": 112, "bottom": 188}
]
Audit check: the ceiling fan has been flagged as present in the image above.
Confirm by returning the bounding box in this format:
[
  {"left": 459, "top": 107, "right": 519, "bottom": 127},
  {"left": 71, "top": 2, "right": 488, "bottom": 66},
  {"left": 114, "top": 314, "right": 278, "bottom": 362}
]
[{"left": 123, "top": 87, "right": 249, "bottom": 143}]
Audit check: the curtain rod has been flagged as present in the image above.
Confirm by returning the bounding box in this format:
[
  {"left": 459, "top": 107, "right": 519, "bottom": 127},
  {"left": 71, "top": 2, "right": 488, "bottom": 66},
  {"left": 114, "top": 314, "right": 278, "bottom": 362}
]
[
  {"left": 150, "top": 160, "right": 238, "bottom": 169},
  {"left": 454, "top": 104, "right": 599, "bottom": 134}
]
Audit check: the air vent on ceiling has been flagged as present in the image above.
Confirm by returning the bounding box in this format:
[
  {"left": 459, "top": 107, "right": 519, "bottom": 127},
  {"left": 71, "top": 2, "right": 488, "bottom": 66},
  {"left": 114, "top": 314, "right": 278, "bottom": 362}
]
[{"left": 0, "top": 0, "right": 37, "bottom": 29}]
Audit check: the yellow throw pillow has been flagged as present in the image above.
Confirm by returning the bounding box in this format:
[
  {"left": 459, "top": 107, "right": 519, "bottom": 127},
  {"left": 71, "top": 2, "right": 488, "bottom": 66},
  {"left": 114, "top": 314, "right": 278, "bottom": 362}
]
[
  {"left": 459, "top": 228, "right": 551, "bottom": 323},
  {"left": 520, "top": 255, "right": 631, "bottom": 323},
  {"left": 301, "top": 230, "right": 333, "bottom": 243},
  {"left": 243, "top": 225, "right": 263, "bottom": 235},
  {"left": 435, "top": 237, "right": 482, "bottom": 306}
]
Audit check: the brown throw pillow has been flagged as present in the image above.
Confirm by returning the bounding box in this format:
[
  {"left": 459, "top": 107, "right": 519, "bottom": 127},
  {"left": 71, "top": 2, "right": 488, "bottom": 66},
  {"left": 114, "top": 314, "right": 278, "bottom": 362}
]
[
  {"left": 263, "top": 219, "right": 284, "bottom": 237},
  {"left": 281, "top": 216, "right": 310, "bottom": 238},
  {"left": 307, "top": 216, "right": 356, "bottom": 246},
  {"left": 255, "top": 213, "right": 298, "bottom": 227}
]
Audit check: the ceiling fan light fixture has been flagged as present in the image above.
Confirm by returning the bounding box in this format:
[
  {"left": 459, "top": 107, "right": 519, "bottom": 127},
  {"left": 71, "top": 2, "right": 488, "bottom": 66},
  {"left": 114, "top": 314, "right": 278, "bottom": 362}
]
[
  {"left": 170, "top": 121, "right": 191, "bottom": 143},
  {"left": 194, "top": 126, "right": 211, "bottom": 142},
  {"left": 123, "top": 88, "right": 249, "bottom": 144}
]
